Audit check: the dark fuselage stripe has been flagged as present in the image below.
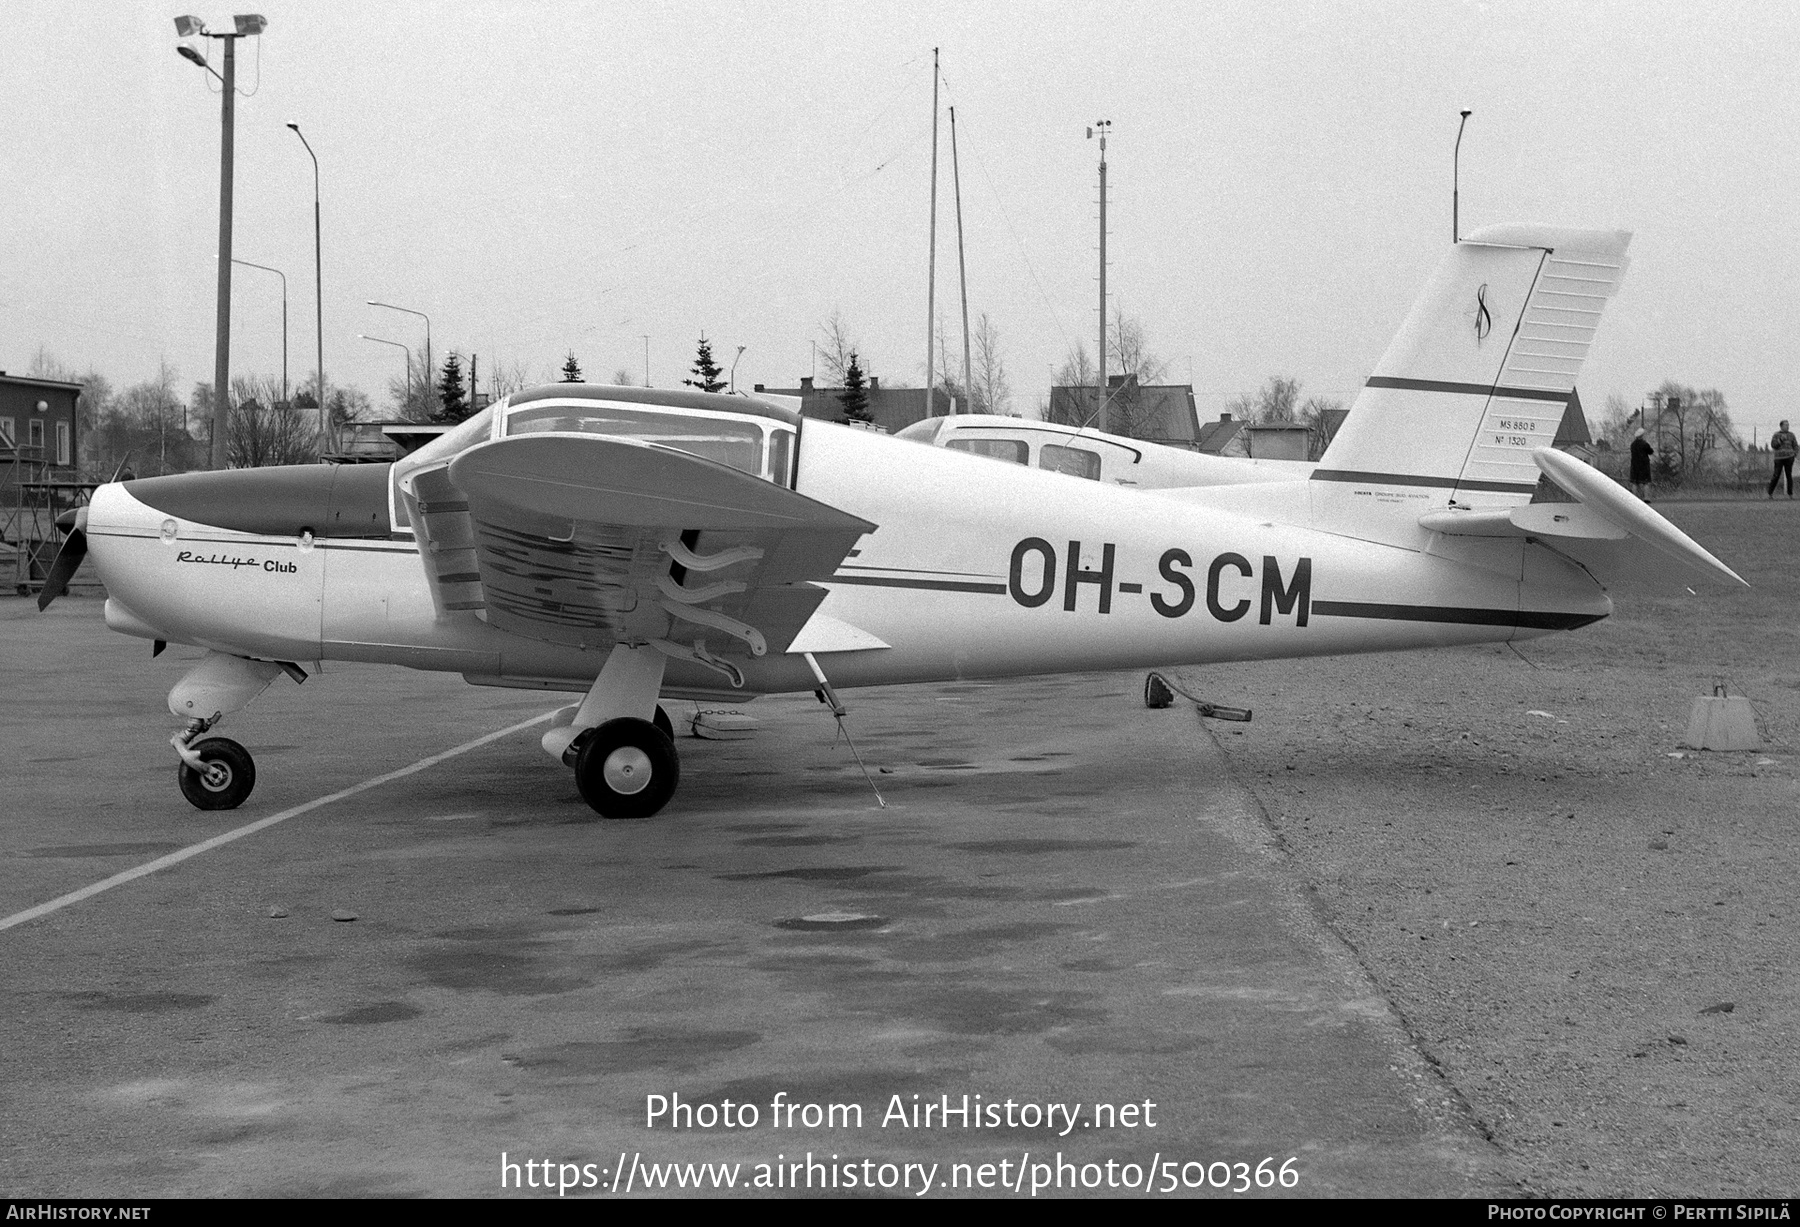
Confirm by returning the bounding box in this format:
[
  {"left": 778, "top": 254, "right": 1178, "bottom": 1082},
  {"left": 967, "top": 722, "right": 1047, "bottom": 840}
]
[
  {"left": 1363, "top": 375, "right": 1572, "bottom": 402},
  {"left": 827, "top": 575, "right": 1009, "bottom": 594},
  {"left": 1311, "top": 600, "right": 1602, "bottom": 630},
  {"left": 1308, "top": 469, "right": 1539, "bottom": 494}
]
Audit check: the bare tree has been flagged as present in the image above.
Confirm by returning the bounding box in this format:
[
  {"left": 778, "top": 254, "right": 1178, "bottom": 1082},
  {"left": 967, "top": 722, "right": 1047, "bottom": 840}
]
[
  {"left": 1109, "top": 309, "right": 1169, "bottom": 384},
  {"left": 384, "top": 344, "right": 435, "bottom": 422},
  {"left": 971, "top": 313, "right": 1014, "bottom": 415},
  {"left": 1299, "top": 394, "right": 1343, "bottom": 460},
  {"left": 226, "top": 374, "right": 318, "bottom": 467},
  {"left": 491, "top": 359, "right": 534, "bottom": 400},
  {"left": 816, "top": 310, "right": 859, "bottom": 385},
  {"left": 611, "top": 368, "right": 636, "bottom": 387}
]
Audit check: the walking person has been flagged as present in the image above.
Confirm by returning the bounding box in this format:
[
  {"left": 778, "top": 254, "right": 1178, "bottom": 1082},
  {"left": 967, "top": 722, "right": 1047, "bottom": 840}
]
[
  {"left": 1630, "top": 428, "right": 1655, "bottom": 501},
  {"left": 1769, "top": 420, "right": 1797, "bottom": 499}
]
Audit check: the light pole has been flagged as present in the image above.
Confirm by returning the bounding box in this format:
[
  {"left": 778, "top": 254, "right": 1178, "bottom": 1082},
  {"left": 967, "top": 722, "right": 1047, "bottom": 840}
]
[
  {"left": 1454, "top": 109, "right": 1472, "bottom": 244},
  {"left": 286, "top": 123, "right": 323, "bottom": 439},
  {"left": 730, "top": 345, "right": 746, "bottom": 393},
  {"left": 231, "top": 258, "right": 286, "bottom": 403},
  {"left": 368, "top": 301, "right": 431, "bottom": 413},
  {"left": 360, "top": 334, "right": 412, "bottom": 413},
  {"left": 642, "top": 335, "right": 650, "bottom": 388},
  {"left": 174, "top": 14, "right": 267, "bottom": 469},
  {"left": 1088, "top": 119, "right": 1111, "bottom": 432}
]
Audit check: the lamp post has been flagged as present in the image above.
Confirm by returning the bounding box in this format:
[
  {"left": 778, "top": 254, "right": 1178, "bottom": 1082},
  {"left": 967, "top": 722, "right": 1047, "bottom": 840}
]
[
  {"left": 1454, "top": 108, "right": 1472, "bottom": 244},
  {"left": 368, "top": 301, "right": 430, "bottom": 414},
  {"left": 286, "top": 123, "right": 323, "bottom": 439},
  {"left": 730, "top": 345, "right": 746, "bottom": 393},
  {"left": 231, "top": 258, "right": 286, "bottom": 403},
  {"left": 174, "top": 13, "right": 268, "bottom": 469},
  {"left": 360, "top": 334, "right": 412, "bottom": 413}
]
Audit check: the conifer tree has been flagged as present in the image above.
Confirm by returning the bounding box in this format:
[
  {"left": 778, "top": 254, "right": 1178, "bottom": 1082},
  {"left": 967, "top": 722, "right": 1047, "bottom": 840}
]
[
  {"left": 839, "top": 352, "right": 872, "bottom": 423},
  {"left": 683, "top": 334, "right": 726, "bottom": 393},
  {"left": 561, "top": 351, "right": 583, "bottom": 382},
  {"left": 435, "top": 352, "right": 469, "bottom": 423}
]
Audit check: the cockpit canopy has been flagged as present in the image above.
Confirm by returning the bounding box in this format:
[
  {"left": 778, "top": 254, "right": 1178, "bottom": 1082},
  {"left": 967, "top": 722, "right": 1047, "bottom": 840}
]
[{"left": 388, "top": 384, "right": 802, "bottom": 533}]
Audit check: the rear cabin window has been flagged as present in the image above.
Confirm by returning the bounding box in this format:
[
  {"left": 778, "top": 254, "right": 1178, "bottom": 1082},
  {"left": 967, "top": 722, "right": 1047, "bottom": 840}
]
[
  {"left": 946, "top": 437, "right": 1028, "bottom": 465},
  {"left": 507, "top": 405, "right": 766, "bottom": 476},
  {"left": 1039, "top": 443, "right": 1101, "bottom": 480}
]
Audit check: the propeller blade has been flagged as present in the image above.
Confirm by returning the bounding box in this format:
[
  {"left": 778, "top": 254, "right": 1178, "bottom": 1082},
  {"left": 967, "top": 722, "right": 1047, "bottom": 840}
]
[{"left": 37, "top": 508, "right": 90, "bottom": 611}]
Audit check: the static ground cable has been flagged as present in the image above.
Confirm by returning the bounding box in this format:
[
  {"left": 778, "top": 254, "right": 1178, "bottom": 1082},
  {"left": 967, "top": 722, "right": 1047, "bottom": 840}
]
[{"left": 803, "top": 652, "right": 886, "bottom": 809}]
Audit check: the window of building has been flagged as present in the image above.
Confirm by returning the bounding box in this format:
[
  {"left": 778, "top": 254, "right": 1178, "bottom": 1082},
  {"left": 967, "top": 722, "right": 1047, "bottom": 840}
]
[
  {"left": 946, "top": 437, "right": 1028, "bottom": 465},
  {"left": 1039, "top": 443, "right": 1101, "bottom": 480},
  {"left": 0, "top": 417, "right": 13, "bottom": 445},
  {"left": 56, "top": 421, "right": 71, "bottom": 466},
  {"left": 28, "top": 418, "right": 45, "bottom": 451}
]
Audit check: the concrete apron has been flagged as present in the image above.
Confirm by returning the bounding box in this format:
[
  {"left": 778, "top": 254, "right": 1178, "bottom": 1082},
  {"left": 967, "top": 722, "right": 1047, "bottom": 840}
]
[{"left": 2, "top": 612, "right": 1504, "bottom": 1197}]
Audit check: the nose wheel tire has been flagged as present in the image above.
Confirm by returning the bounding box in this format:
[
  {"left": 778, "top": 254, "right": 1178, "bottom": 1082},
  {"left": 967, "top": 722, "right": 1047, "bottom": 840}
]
[
  {"left": 177, "top": 737, "right": 257, "bottom": 811},
  {"left": 575, "top": 717, "right": 680, "bottom": 819}
]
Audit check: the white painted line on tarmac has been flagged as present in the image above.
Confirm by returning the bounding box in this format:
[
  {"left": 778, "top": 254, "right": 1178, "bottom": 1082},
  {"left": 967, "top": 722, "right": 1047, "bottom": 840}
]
[{"left": 0, "top": 711, "right": 556, "bottom": 935}]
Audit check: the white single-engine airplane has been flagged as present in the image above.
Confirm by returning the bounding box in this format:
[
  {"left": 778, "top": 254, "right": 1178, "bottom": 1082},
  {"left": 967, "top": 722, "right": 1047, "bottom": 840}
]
[{"left": 39, "top": 225, "right": 1742, "bottom": 819}]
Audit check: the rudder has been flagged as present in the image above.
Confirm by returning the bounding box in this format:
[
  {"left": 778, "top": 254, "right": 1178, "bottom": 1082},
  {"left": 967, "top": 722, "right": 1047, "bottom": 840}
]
[{"left": 1317, "top": 225, "right": 1631, "bottom": 507}]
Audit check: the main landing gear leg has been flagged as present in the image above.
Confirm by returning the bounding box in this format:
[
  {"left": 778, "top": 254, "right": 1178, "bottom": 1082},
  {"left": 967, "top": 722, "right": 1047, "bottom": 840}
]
[
  {"left": 167, "top": 652, "right": 290, "bottom": 811},
  {"left": 542, "top": 644, "right": 678, "bottom": 820}
]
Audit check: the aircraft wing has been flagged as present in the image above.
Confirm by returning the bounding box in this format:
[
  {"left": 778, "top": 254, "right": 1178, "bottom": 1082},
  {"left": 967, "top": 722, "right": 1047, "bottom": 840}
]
[
  {"left": 1418, "top": 447, "right": 1745, "bottom": 587},
  {"left": 400, "top": 433, "right": 876, "bottom": 672}
]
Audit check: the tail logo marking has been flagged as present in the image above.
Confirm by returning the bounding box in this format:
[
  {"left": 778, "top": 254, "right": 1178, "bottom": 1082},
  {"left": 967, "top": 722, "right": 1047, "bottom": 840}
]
[{"left": 1473, "top": 283, "right": 1493, "bottom": 342}]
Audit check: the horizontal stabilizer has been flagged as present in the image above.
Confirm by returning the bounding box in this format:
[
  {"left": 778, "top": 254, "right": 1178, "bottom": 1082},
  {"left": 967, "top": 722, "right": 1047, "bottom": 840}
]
[{"left": 1420, "top": 448, "right": 1746, "bottom": 587}]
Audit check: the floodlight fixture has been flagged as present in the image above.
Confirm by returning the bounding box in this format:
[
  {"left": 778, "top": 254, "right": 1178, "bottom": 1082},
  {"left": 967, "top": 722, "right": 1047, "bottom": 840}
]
[
  {"left": 232, "top": 14, "right": 267, "bottom": 35},
  {"left": 173, "top": 15, "right": 206, "bottom": 36}
]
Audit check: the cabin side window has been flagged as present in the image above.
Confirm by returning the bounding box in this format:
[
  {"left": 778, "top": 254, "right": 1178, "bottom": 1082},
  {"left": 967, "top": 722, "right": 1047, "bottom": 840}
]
[
  {"left": 1039, "top": 443, "right": 1101, "bottom": 481},
  {"left": 768, "top": 427, "right": 795, "bottom": 487},
  {"left": 945, "top": 437, "right": 1028, "bottom": 465}
]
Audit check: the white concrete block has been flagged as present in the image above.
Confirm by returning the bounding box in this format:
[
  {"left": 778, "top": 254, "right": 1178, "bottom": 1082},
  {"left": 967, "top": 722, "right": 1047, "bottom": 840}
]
[{"left": 1683, "top": 694, "right": 1761, "bottom": 751}]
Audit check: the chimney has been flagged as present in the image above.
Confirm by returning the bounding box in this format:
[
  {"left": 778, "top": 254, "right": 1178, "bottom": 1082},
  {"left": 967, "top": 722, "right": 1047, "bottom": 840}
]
[
  {"left": 800, "top": 376, "right": 814, "bottom": 392},
  {"left": 1220, "top": 412, "right": 1233, "bottom": 422},
  {"left": 869, "top": 376, "right": 881, "bottom": 391},
  {"left": 753, "top": 383, "right": 765, "bottom": 392}
]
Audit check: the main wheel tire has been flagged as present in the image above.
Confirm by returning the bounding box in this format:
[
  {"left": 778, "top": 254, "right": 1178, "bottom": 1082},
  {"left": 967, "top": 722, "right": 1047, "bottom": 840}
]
[
  {"left": 653, "top": 705, "right": 676, "bottom": 742},
  {"left": 177, "top": 737, "right": 256, "bottom": 811},
  {"left": 575, "top": 717, "right": 680, "bottom": 819}
]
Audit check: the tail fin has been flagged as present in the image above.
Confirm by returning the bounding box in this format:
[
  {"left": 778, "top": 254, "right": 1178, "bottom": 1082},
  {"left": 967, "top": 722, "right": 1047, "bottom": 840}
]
[{"left": 1318, "top": 225, "right": 1631, "bottom": 504}]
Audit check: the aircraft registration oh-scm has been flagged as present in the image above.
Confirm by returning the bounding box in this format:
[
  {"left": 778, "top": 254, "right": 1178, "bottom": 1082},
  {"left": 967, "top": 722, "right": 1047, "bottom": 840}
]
[{"left": 39, "top": 224, "right": 1744, "bottom": 819}]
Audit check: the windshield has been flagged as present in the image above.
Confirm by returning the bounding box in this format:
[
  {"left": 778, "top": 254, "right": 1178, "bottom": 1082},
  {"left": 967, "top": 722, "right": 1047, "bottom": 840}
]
[{"left": 506, "top": 403, "right": 768, "bottom": 477}]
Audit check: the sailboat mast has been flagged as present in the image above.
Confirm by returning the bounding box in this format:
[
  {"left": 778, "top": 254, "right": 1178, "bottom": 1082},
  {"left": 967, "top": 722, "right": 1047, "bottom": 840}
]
[
  {"left": 925, "top": 48, "right": 940, "bottom": 418},
  {"left": 951, "top": 105, "right": 972, "bottom": 414}
]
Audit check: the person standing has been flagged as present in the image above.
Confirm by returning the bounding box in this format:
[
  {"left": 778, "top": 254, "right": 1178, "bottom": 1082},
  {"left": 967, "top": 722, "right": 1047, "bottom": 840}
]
[
  {"left": 1769, "top": 419, "right": 1797, "bottom": 498},
  {"left": 1630, "top": 428, "right": 1655, "bottom": 501}
]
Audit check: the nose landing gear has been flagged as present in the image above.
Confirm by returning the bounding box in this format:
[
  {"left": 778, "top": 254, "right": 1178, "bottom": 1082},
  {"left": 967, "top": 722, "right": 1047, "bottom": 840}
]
[{"left": 176, "top": 734, "right": 257, "bottom": 810}]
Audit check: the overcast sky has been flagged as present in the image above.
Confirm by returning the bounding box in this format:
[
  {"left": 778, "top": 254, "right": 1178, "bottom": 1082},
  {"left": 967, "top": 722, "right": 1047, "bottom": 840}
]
[{"left": 6, "top": 0, "right": 1798, "bottom": 441}]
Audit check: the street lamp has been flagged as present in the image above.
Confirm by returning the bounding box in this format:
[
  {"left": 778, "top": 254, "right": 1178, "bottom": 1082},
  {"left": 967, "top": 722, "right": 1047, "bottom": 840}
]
[
  {"left": 286, "top": 123, "right": 323, "bottom": 441},
  {"left": 231, "top": 258, "right": 286, "bottom": 403},
  {"left": 730, "top": 345, "right": 746, "bottom": 393},
  {"left": 173, "top": 13, "right": 269, "bottom": 469},
  {"left": 368, "top": 301, "right": 430, "bottom": 412},
  {"left": 360, "top": 334, "right": 413, "bottom": 412}
]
